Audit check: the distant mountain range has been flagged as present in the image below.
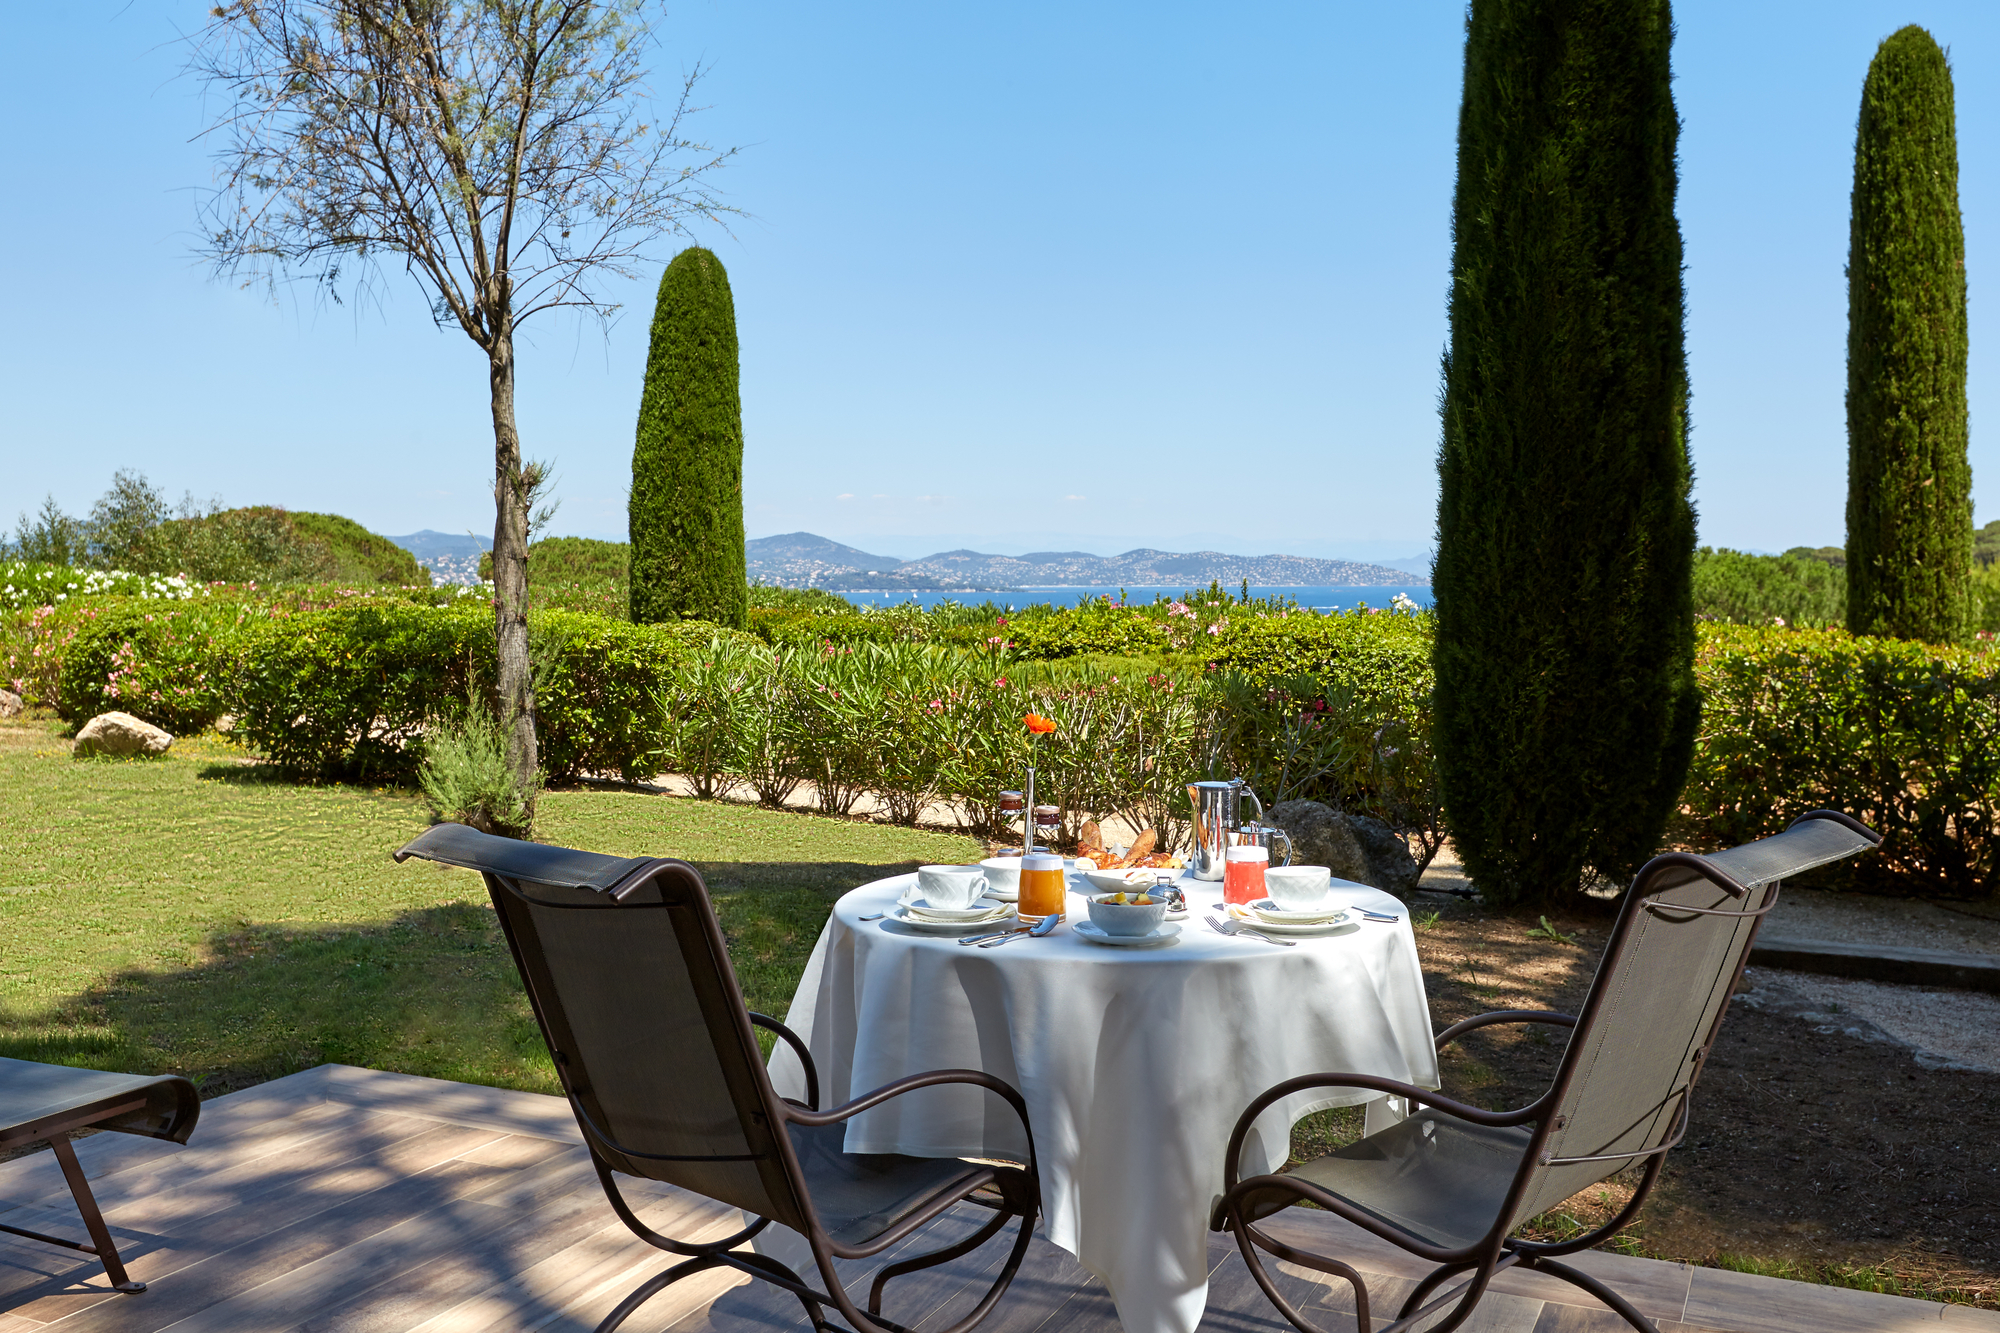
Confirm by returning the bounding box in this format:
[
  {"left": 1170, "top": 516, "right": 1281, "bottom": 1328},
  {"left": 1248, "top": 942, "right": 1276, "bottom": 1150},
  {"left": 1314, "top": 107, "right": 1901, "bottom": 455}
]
[{"left": 746, "top": 532, "right": 1424, "bottom": 591}]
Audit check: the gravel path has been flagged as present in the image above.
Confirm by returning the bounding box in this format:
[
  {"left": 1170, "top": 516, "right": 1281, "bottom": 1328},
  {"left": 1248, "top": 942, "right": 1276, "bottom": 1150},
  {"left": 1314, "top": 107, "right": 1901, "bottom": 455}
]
[{"left": 1762, "top": 887, "right": 2000, "bottom": 954}]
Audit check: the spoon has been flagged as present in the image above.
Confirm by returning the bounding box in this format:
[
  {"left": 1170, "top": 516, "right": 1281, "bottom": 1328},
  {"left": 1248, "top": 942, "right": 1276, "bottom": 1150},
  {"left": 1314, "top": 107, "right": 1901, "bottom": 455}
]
[{"left": 979, "top": 914, "right": 1059, "bottom": 947}]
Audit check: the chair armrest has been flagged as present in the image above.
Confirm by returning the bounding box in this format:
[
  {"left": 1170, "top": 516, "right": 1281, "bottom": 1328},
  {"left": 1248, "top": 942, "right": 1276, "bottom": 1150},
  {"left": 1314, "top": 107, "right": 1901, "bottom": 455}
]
[
  {"left": 782, "top": 1069, "right": 1040, "bottom": 1205},
  {"left": 1434, "top": 1009, "right": 1575, "bottom": 1053},
  {"left": 1222, "top": 1071, "right": 1538, "bottom": 1196},
  {"left": 748, "top": 1012, "right": 818, "bottom": 1112}
]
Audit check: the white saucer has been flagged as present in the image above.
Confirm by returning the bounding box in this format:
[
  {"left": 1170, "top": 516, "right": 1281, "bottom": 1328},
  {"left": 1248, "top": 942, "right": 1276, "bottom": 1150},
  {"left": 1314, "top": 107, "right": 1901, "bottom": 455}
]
[
  {"left": 1227, "top": 905, "right": 1350, "bottom": 935},
  {"left": 890, "top": 905, "right": 1016, "bottom": 934},
  {"left": 1246, "top": 896, "right": 1349, "bottom": 925},
  {"left": 1072, "top": 920, "right": 1182, "bottom": 949},
  {"left": 898, "top": 893, "right": 1010, "bottom": 921}
]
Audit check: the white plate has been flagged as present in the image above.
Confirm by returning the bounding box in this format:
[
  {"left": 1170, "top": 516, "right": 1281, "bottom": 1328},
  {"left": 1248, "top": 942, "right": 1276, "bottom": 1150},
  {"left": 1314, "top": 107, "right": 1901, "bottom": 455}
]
[
  {"left": 984, "top": 885, "right": 1019, "bottom": 902},
  {"left": 889, "top": 905, "right": 1016, "bottom": 934},
  {"left": 898, "top": 893, "right": 1011, "bottom": 922},
  {"left": 1226, "top": 904, "right": 1350, "bottom": 935},
  {"left": 1246, "top": 896, "right": 1350, "bottom": 925},
  {"left": 1072, "top": 920, "right": 1182, "bottom": 949}
]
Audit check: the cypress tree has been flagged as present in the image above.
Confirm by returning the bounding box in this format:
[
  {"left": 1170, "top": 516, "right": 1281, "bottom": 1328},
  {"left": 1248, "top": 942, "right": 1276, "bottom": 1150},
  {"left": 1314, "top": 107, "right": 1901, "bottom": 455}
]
[
  {"left": 1846, "top": 27, "right": 1971, "bottom": 643},
  {"left": 630, "top": 247, "right": 749, "bottom": 628},
  {"left": 1432, "top": 0, "right": 1699, "bottom": 903}
]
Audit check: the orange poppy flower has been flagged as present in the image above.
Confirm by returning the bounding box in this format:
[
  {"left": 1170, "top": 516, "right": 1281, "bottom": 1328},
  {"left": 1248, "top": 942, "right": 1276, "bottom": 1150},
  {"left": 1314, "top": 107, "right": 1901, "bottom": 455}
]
[{"left": 1023, "top": 713, "right": 1057, "bottom": 735}]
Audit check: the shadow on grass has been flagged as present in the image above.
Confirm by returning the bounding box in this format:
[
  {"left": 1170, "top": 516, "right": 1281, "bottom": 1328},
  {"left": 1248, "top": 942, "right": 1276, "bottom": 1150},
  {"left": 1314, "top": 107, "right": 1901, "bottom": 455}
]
[{"left": 0, "top": 859, "right": 923, "bottom": 1098}]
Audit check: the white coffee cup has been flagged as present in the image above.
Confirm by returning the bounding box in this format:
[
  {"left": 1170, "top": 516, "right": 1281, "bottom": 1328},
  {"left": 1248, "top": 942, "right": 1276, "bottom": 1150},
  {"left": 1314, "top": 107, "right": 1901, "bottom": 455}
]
[
  {"left": 918, "top": 865, "right": 988, "bottom": 910},
  {"left": 1264, "top": 864, "right": 1332, "bottom": 911}
]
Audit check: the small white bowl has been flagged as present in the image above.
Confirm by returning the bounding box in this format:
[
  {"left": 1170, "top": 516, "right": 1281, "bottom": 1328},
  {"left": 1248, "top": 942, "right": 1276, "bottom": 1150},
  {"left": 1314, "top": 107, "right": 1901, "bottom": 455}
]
[
  {"left": 1087, "top": 892, "right": 1169, "bottom": 937},
  {"left": 979, "top": 857, "right": 1023, "bottom": 896}
]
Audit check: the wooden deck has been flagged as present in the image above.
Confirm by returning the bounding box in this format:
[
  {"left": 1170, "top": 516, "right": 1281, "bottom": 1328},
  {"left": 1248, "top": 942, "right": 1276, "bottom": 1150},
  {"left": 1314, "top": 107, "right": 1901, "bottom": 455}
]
[{"left": 1, "top": 1066, "right": 1992, "bottom": 1333}]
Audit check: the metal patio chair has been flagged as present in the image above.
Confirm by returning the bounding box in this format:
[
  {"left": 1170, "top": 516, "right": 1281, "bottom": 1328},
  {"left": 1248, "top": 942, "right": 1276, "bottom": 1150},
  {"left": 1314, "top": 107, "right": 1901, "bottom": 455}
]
[
  {"left": 0, "top": 1057, "right": 200, "bottom": 1293},
  {"left": 394, "top": 823, "right": 1040, "bottom": 1333},
  {"left": 1214, "top": 810, "right": 1879, "bottom": 1333}
]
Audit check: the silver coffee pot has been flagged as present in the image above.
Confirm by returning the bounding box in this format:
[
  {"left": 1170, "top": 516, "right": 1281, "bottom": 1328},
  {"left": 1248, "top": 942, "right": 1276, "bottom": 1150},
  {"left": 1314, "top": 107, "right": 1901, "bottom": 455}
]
[{"left": 1186, "top": 778, "right": 1265, "bottom": 881}]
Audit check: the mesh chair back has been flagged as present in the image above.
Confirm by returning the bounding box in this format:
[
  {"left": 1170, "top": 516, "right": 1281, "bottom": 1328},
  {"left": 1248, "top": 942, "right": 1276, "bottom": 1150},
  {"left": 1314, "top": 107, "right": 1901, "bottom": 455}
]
[
  {"left": 1507, "top": 815, "right": 1875, "bottom": 1228},
  {"left": 395, "top": 824, "right": 809, "bottom": 1233}
]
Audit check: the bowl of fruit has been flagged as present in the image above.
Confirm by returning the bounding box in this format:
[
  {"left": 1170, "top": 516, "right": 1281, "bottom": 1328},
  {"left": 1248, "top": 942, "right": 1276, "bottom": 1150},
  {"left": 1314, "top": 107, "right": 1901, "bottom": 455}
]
[{"left": 1087, "top": 889, "right": 1169, "bottom": 937}]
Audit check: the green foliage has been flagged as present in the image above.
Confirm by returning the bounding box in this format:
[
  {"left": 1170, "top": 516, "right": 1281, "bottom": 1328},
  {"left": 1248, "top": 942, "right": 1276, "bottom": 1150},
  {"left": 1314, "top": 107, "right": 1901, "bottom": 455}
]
[
  {"left": 53, "top": 599, "right": 258, "bottom": 734},
  {"left": 1846, "top": 27, "right": 1972, "bottom": 643},
  {"left": 629, "top": 247, "right": 748, "bottom": 629},
  {"left": 234, "top": 603, "right": 493, "bottom": 780},
  {"left": 418, "top": 696, "right": 539, "bottom": 838},
  {"left": 1681, "top": 625, "right": 1997, "bottom": 893},
  {"left": 533, "top": 612, "right": 755, "bottom": 782},
  {"left": 749, "top": 582, "right": 854, "bottom": 614},
  {"left": 287, "top": 512, "right": 430, "bottom": 585},
  {"left": 9, "top": 495, "right": 89, "bottom": 566},
  {"left": 1975, "top": 520, "right": 2000, "bottom": 568},
  {"left": 479, "top": 536, "right": 630, "bottom": 616},
  {"left": 1433, "top": 0, "right": 1698, "bottom": 903},
  {"left": 1691, "top": 547, "right": 1846, "bottom": 627},
  {"left": 87, "top": 469, "right": 173, "bottom": 569}
]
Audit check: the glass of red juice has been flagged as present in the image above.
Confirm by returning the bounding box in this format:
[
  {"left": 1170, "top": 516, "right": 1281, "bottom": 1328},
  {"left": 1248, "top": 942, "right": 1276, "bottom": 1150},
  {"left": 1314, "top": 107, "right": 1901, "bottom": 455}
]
[{"left": 1223, "top": 844, "right": 1269, "bottom": 906}]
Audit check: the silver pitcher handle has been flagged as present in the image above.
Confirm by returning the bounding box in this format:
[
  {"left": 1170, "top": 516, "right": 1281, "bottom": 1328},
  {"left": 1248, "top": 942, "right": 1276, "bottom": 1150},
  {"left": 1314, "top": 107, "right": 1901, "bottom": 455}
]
[
  {"left": 1269, "top": 825, "right": 1293, "bottom": 867},
  {"left": 1236, "top": 781, "right": 1265, "bottom": 829}
]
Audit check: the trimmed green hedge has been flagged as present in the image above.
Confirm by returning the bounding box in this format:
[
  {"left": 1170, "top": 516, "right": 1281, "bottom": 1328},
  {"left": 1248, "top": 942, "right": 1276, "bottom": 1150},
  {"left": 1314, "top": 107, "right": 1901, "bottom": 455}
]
[{"left": 1683, "top": 625, "right": 1996, "bottom": 892}]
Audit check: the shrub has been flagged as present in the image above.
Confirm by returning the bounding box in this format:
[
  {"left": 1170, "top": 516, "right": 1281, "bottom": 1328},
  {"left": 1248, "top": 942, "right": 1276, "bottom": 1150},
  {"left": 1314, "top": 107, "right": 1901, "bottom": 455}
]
[
  {"left": 629, "top": 247, "right": 748, "bottom": 629},
  {"left": 418, "top": 698, "right": 539, "bottom": 837},
  {"left": 1846, "top": 26, "right": 1972, "bottom": 642},
  {"left": 1692, "top": 547, "right": 1846, "bottom": 628},
  {"left": 234, "top": 602, "right": 493, "bottom": 779},
  {"left": 1433, "top": 0, "right": 1697, "bottom": 902},
  {"left": 478, "top": 536, "right": 630, "bottom": 617},
  {"left": 54, "top": 599, "right": 263, "bottom": 734},
  {"left": 1681, "top": 626, "right": 1997, "bottom": 893}
]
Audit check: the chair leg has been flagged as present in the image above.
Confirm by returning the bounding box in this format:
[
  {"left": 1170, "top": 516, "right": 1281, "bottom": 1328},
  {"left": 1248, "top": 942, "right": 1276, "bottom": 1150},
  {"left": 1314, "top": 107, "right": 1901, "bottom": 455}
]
[
  {"left": 917, "top": 1208, "right": 1034, "bottom": 1333},
  {"left": 50, "top": 1136, "right": 144, "bottom": 1294},
  {"left": 868, "top": 1206, "right": 1012, "bottom": 1314},
  {"left": 594, "top": 1253, "right": 731, "bottom": 1333},
  {"left": 1517, "top": 1255, "right": 1661, "bottom": 1333},
  {"left": 1227, "top": 1213, "right": 1366, "bottom": 1333}
]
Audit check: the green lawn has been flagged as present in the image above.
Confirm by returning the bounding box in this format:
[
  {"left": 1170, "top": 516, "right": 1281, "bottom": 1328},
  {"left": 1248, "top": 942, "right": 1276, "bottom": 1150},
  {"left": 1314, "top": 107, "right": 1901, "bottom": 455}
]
[{"left": 0, "top": 714, "right": 981, "bottom": 1097}]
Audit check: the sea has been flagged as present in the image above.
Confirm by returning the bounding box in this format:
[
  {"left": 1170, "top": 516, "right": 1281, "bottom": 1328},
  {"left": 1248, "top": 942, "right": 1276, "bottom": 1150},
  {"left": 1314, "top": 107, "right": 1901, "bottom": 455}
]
[{"left": 834, "top": 585, "right": 1434, "bottom": 615}]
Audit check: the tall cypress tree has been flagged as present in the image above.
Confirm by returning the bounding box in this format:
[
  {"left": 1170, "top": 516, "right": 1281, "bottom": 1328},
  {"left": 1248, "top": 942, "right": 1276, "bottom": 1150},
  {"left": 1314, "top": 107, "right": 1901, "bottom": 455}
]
[
  {"left": 630, "top": 247, "right": 748, "bottom": 628},
  {"left": 1432, "top": 0, "right": 1698, "bottom": 903},
  {"left": 1846, "top": 26, "right": 1971, "bottom": 644}
]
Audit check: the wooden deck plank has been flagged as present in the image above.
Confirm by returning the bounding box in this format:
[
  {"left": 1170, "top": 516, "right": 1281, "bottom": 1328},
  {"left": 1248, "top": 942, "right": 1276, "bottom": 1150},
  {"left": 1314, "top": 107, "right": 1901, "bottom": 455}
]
[
  {"left": 1685, "top": 1265, "right": 2000, "bottom": 1333},
  {"left": 311, "top": 1067, "right": 581, "bottom": 1145},
  {"left": 397, "top": 1188, "right": 744, "bottom": 1332},
  {"left": 7, "top": 1122, "right": 516, "bottom": 1329},
  {"left": 2, "top": 1106, "right": 436, "bottom": 1235}
]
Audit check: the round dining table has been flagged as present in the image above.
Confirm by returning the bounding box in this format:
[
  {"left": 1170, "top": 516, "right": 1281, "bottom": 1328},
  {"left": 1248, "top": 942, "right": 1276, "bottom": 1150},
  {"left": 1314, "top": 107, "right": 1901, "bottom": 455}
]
[{"left": 759, "top": 872, "right": 1441, "bottom": 1333}]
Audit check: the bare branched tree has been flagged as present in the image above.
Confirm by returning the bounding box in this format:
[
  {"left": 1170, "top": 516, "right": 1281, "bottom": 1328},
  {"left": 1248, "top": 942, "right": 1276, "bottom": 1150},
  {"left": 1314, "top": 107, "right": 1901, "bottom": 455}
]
[{"left": 192, "top": 0, "right": 737, "bottom": 821}]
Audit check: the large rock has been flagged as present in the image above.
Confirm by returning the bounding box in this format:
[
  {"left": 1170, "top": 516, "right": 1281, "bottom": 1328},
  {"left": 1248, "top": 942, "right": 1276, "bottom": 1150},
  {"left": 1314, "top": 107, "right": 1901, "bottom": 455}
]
[
  {"left": 0, "top": 689, "right": 21, "bottom": 718},
  {"left": 1348, "top": 815, "right": 1421, "bottom": 898},
  {"left": 1267, "top": 800, "right": 1370, "bottom": 885},
  {"left": 74, "top": 711, "right": 173, "bottom": 758}
]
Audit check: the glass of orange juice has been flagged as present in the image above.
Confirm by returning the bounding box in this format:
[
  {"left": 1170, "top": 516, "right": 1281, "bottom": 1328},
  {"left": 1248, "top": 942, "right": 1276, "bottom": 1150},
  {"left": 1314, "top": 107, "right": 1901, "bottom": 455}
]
[{"left": 1016, "top": 853, "right": 1067, "bottom": 925}]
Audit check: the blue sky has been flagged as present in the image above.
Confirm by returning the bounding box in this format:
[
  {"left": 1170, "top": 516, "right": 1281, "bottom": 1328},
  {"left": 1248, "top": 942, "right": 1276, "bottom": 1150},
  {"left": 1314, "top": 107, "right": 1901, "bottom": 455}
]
[{"left": 4, "top": 2, "right": 1996, "bottom": 562}]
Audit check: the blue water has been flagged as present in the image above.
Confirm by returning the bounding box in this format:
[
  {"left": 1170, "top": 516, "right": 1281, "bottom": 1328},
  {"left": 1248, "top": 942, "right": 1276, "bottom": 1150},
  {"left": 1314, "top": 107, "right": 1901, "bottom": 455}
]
[{"left": 835, "top": 585, "right": 1434, "bottom": 615}]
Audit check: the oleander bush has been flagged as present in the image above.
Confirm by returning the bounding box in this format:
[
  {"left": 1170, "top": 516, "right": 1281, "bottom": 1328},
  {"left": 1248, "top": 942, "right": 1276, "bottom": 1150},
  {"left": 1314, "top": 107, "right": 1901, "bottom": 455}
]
[
  {"left": 1681, "top": 626, "right": 1997, "bottom": 893},
  {"left": 53, "top": 599, "right": 267, "bottom": 735}
]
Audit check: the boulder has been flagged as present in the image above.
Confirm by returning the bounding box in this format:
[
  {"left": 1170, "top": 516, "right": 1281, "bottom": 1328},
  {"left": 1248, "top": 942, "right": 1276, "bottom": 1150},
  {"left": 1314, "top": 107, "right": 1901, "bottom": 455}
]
[
  {"left": 1267, "top": 800, "right": 1370, "bottom": 886},
  {"left": 74, "top": 711, "right": 173, "bottom": 758},
  {"left": 0, "top": 689, "right": 21, "bottom": 718},
  {"left": 1348, "top": 815, "right": 1421, "bottom": 899}
]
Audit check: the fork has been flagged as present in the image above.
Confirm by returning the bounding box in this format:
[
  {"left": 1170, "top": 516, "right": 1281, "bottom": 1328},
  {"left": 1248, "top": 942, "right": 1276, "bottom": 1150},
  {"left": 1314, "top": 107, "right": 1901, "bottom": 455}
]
[{"left": 1205, "top": 913, "right": 1295, "bottom": 946}]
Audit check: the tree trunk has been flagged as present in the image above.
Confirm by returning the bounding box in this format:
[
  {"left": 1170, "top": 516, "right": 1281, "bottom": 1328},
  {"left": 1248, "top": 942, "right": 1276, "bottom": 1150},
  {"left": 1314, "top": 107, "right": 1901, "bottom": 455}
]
[{"left": 489, "top": 327, "right": 538, "bottom": 821}]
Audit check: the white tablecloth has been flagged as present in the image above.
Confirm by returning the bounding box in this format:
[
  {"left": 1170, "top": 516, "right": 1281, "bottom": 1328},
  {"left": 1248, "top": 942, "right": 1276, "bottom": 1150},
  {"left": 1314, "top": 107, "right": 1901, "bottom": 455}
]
[{"left": 762, "top": 875, "right": 1440, "bottom": 1333}]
